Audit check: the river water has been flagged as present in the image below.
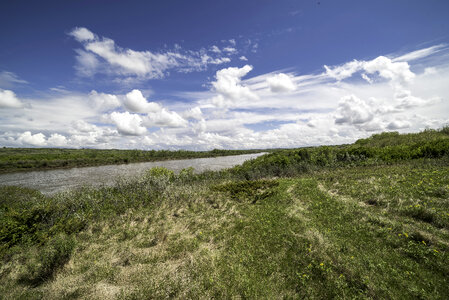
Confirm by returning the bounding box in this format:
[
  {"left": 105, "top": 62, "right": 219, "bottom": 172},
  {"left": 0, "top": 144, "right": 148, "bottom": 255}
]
[{"left": 0, "top": 153, "right": 265, "bottom": 195}]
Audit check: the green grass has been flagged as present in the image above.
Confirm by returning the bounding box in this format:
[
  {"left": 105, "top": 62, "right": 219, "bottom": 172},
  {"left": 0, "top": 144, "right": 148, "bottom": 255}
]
[
  {"left": 0, "top": 128, "right": 448, "bottom": 299},
  {"left": 0, "top": 147, "right": 264, "bottom": 173}
]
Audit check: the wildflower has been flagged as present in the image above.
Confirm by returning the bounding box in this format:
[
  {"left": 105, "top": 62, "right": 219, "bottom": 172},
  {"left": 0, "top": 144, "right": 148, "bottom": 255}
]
[
  {"left": 320, "top": 263, "right": 324, "bottom": 266},
  {"left": 404, "top": 233, "right": 408, "bottom": 238}
]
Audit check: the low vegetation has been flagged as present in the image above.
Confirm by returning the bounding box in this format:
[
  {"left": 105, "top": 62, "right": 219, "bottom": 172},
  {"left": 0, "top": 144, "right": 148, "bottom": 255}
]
[
  {"left": 0, "top": 148, "right": 264, "bottom": 173},
  {"left": 1, "top": 127, "right": 448, "bottom": 299}
]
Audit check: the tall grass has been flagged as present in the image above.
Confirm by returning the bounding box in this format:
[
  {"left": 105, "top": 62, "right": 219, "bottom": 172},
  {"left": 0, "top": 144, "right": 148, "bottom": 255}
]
[{"left": 0, "top": 128, "right": 448, "bottom": 298}]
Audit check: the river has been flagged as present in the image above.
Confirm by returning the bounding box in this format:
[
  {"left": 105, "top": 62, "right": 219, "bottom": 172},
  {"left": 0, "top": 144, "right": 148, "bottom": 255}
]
[{"left": 0, "top": 153, "right": 265, "bottom": 195}]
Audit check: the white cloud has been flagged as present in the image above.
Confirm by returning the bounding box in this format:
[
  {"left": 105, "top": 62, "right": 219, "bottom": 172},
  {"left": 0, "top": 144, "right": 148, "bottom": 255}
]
[
  {"left": 387, "top": 120, "right": 411, "bottom": 130},
  {"left": 70, "top": 27, "right": 234, "bottom": 79},
  {"left": 200, "top": 55, "right": 231, "bottom": 65},
  {"left": 183, "top": 106, "right": 203, "bottom": 120},
  {"left": 392, "top": 44, "right": 446, "bottom": 62},
  {"left": 324, "top": 60, "right": 363, "bottom": 81},
  {"left": 325, "top": 55, "right": 415, "bottom": 86},
  {"left": 229, "top": 39, "right": 236, "bottom": 46},
  {"left": 211, "top": 65, "right": 258, "bottom": 107},
  {"left": 267, "top": 73, "right": 296, "bottom": 92},
  {"left": 48, "top": 133, "right": 68, "bottom": 147},
  {"left": 89, "top": 90, "right": 121, "bottom": 111},
  {"left": 109, "top": 111, "right": 147, "bottom": 136},
  {"left": 124, "top": 89, "right": 161, "bottom": 113},
  {"left": 335, "top": 95, "right": 374, "bottom": 125},
  {"left": 0, "top": 89, "right": 24, "bottom": 108},
  {"left": 0, "top": 71, "right": 28, "bottom": 88},
  {"left": 361, "top": 73, "right": 373, "bottom": 84},
  {"left": 72, "top": 120, "right": 98, "bottom": 133},
  {"left": 364, "top": 56, "right": 415, "bottom": 86},
  {"left": 223, "top": 47, "right": 237, "bottom": 54},
  {"left": 239, "top": 56, "right": 248, "bottom": 61},
  {"left": 423, "top": 67, "right": 437, "bottom": 76},
  {"left": 210, "top": 45, "right": 221, "bottom": 53},
  {"left": 394, "top": 89, "right": 439, "bottom": 109},
  {"left": 70, "top": 27, "right": 95, "bottom": 42},
  {"left": 1, "top": 44, "right": 448, "bottom": 150},
  {"left": 18, "top": 131, "right": 46, "bottom": 146},
  {"left": 84, "top": 38, "right": 176, "bottom": 77},
  {"left": 146, "top": 109, "right": 188, "bottom": 128},
  {"left": 74, "top": 49, "right": 100, "bottom": 77}
]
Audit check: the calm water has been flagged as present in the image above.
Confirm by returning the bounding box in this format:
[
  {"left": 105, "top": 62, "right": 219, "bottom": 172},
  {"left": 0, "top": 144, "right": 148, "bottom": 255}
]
[{"left": 0, "top": 153, "right": 265, "bottom": 195}]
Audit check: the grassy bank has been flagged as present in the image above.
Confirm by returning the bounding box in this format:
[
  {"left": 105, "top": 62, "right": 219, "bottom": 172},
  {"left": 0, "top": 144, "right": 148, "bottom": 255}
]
[
  {"left": 0, "top": 148, "right": 264, "bottom": 174},
  {"left": 1, "top": 128, "right": 448, "bottom": 299}
]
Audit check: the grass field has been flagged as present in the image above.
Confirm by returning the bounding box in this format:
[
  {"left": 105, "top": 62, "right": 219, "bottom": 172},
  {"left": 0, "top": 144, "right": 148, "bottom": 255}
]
[
  {"left": 0, "top": 148, "right": 263, "bottom": 174},
  {"left": 0, "top": 128, "right": 448, "bottom": 299}
]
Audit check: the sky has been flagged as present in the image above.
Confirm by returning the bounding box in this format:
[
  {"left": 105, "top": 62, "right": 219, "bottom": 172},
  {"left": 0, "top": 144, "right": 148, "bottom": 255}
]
[{"left": 1, "top": 0, "right": 449, "bottom": 150}]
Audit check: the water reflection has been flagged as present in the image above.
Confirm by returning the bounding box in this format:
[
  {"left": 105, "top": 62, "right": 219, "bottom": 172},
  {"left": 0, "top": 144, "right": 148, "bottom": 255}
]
[{"left": 0, "top": 153, "right": 265, "bottom": 194}]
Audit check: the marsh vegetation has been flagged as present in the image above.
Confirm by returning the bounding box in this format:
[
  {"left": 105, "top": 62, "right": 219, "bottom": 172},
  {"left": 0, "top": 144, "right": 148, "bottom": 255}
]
[{"left": 0, "top": 128, "right": 448, "bottom": 298}]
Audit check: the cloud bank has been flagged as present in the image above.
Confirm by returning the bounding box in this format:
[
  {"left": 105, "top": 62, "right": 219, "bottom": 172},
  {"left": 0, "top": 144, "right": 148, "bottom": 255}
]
[{"left": 1, "top": 44, "right": 448, "bottom": 150}]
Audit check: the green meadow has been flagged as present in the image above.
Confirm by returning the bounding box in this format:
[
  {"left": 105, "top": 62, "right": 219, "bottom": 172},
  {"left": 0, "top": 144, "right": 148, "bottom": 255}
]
[{"left": 1, "top": 128, "right": 448, "bottom": 299}]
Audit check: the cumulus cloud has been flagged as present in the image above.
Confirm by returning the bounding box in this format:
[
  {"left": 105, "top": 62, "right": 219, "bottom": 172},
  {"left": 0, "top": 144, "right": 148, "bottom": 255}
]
[
  {"left": 239, "top": 56, "right": 248, "bottom": 61},
  {"left": 335, "top": 95, "right": 374, "bottom": 126},
  {"left": 72, "top": 120, "right": 98, "bottom": 133},
  {"left": 1, "top": 44, "right": 448, "bottom": 150},
  {"left": 394, "top": 89, "right": 439, "bottom": 109},
  {"left": 325, "top": 55, "right": 415, "bottom": 86},
  {"left": 146, "top": 109, "right": 188, "bottom": 128},
  {"left": 387, "top": 120, "right": 411, "bottom": 130},
  {"left": 210, "top": 65, "right": 258, "bottom": 107},
  {"left": 267, "top": 73, "right": 296, "bottom": 92},
  {"left": 109, "top": 111, "right": 147, "bottom": 136},
  {"left": 48, "top": 133, "right": 68, "bottom": 146},
  {"left": 70, "top": 27, "right": 95, "bottom": 42},
  {"left": 364, "top": 56, "right": 415, "bottom": 86},
  {"left": 0, "top": 89, "right": 24, "bottom": 108},
  {"left": 183, "top": 106, "right": 203, "bottom": 120},
  {"left": 124, "top": 89, "right": 161, "bottom": 113},
  {"left": 89, "top": 90, "right": 121, "bottom": 111},
  {"left": 70, "top": 27, "right": 233, "bottom": 79},
  {"left": 223, "top": 47, "right": 237, "bottom": 54},
  {"left": 18, "top": 131, "right": 46, "bottom": 146}
]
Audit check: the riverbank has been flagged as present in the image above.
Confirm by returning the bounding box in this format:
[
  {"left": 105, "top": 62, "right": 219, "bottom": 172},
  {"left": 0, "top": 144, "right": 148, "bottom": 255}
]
[
  {"left": 1, "top": 128, "right": 448, "bottom": 298},
  {"left": 0, "top": 148, "right": 266, "bottom": 174},
  {"left": 0, "top": 153, "right": 266, "bottom": 195}
]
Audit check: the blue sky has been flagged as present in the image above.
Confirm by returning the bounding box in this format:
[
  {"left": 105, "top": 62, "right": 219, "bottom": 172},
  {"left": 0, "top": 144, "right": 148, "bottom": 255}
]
[{"left": 1, "top": 0, "right": 449, "bottom": 149}]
